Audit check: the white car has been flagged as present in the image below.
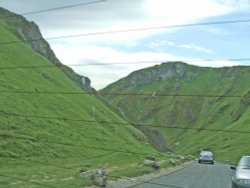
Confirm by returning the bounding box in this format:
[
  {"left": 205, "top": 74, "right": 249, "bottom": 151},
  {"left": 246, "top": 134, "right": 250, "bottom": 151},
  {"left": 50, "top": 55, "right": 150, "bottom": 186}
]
[
  {"left": 231, "top": 156, "right": 250, "bottom": 188},
  {"left": 198, "top": 151, "right": 214, "bottom": 164}
]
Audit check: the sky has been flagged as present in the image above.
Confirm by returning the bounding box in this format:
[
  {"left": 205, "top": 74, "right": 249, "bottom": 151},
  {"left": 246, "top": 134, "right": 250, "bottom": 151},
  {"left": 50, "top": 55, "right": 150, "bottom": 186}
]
[{"left": 0, "top": 0, "right": 250, "bottom": 90}]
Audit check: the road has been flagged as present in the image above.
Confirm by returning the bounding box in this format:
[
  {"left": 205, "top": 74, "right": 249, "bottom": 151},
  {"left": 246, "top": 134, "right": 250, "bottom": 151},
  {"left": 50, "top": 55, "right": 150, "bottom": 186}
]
[{"left": 131, "top": 162, "right": 234, "bottom": 188}]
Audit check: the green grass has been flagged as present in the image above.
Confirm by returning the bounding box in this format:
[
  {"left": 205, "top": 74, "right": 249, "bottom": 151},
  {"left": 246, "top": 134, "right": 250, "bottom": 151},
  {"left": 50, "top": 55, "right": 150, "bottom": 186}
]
[{"left": 0, "top": 18, "right": 165, "bottom": 187}]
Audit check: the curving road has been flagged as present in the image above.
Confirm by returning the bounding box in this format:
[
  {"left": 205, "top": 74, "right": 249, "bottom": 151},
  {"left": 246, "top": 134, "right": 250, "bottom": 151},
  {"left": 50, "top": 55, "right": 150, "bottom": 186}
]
[{"left": 131, "top": 162, "right": 234, "bottom": 188}]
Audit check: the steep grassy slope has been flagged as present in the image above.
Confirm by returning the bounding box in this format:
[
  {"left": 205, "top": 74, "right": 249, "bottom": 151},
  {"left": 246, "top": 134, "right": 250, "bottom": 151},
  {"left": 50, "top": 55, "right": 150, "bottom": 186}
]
[
  {"left": 0, "top": 7, "right": 92, "bottom": 92},
  {"left": 101, "top": 62, "right": 250, "bottom": 163},
  {"left": 0, "top": 18, "right": 165, "bottom": 187}
]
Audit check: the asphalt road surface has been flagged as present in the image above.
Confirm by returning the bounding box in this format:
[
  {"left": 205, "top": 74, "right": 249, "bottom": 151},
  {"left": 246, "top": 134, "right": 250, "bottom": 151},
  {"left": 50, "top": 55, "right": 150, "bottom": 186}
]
[{"left": 132, "top": 162, "right": 234, "bottom": 188}]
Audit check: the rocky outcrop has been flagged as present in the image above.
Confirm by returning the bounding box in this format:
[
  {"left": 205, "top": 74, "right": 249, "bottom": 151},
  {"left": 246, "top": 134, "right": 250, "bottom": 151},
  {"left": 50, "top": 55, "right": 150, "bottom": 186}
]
[
  {"left": 115, "top": 62, "right": 195, "bottom": 90},
  {"left": 0, "top": 7, "right": 92, "bottom": 92}
]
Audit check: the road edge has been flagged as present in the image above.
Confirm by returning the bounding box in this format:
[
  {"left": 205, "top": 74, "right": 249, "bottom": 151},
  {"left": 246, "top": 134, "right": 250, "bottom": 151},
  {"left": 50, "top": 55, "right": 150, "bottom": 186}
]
[{"left": 106, "top": 160, "right": 194, "bottom": 188}]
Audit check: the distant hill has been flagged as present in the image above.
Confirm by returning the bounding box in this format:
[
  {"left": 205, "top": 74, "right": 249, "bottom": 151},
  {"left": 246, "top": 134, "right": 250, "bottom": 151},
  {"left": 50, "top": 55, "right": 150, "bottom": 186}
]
[
  {"left": 0, "top": 8, "right": 161, "bottom": 187},
  {"left": 101, "top": 61, "right": 250, "bottom": 162}
]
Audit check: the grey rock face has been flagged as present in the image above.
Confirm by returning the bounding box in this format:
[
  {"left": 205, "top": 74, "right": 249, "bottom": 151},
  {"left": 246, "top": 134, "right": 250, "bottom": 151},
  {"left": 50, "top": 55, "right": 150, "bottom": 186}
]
[
  {"left": 136, "top": 125, "right": 172, "bottom": 152},
  {"left": 117, "top": 62, "right": 190, "bottom": 90}
]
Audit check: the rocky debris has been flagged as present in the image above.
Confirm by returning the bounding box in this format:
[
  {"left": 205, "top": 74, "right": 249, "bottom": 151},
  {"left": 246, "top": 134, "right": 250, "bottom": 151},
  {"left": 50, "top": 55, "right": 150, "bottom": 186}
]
[
  {"left": 177, "top": 155, "right": 186, "bottom": 160},
  {"left": 170, "top": 159, "right": 178, "bottom": 165},
  {"left": 79, "top": 169, "right": 107, "bottom": 187},
  {"left": 93, "top": 169, "right": 107, "bottom": 187},
  {"left": 188, "top": 155, "right": 196, "bottom": 160},
  {"left": 84, "top": 161, "right": 194, "bottom": 187},
  {"left": 79, "top": 170, "right": 94, "bottom": 178},
  {"left": 144, "top": 155, "right": 160, "bottom": 169}
]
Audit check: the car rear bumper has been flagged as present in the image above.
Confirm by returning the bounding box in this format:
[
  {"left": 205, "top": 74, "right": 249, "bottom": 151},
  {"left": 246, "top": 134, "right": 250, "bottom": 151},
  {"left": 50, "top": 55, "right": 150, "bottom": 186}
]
[
  {"left": 199, "top": 159, "right": 213, "bottom": 162},
  {"left": 199, "top": 158, "right": 214, "bottom": 163},
  {"left": 199, "top": 161, "right": 214, "bottom": 164}
]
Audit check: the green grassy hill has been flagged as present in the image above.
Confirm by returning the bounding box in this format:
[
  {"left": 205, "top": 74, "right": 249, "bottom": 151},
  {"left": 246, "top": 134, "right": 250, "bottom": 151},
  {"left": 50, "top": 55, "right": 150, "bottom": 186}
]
[
  {"left": 0, "top": 16, "right": 165, "bottom": 187},
  {"left": 101, "top": 62, "right": 250, "bottom": 163}
]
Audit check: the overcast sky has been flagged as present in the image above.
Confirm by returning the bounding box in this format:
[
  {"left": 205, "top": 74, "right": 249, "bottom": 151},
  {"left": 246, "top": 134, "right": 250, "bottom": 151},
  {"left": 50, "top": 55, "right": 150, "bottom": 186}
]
[{"left": 0, "top": 0, "right": 250, "bottom": 89}]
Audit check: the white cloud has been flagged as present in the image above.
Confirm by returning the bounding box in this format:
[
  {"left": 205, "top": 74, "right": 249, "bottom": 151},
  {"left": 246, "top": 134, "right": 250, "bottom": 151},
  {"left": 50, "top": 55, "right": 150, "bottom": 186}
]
[
  {"left": 178, "top": 44, "right": 216, "bottom": 54},
  {"left": 216, "top": 0, "right": 250, "bottom": 10},
  {"left": 187, "top": 59, "right": 242, "bottom": 68},
  {"left": 200, "top": 26, "right": 233, "bottom": 35},
  {"left": 149, "top": 40, "right": 176, "bottom": 48},
  {"left": 149, "top": 40, "right": 215, "bottom": 54},
  {"left": 144, "top": 0, "right": 233, "bottom": 24}
]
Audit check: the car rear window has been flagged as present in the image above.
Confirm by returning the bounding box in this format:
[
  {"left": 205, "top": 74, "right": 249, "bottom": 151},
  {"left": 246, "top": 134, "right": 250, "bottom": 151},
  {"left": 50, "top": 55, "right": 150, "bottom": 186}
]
[
  {"left": 200, "top": 151, "right": 213, "bottom": 156},
  {"left": 239, "top": 157, "right": 250, "bottom": 166}
]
